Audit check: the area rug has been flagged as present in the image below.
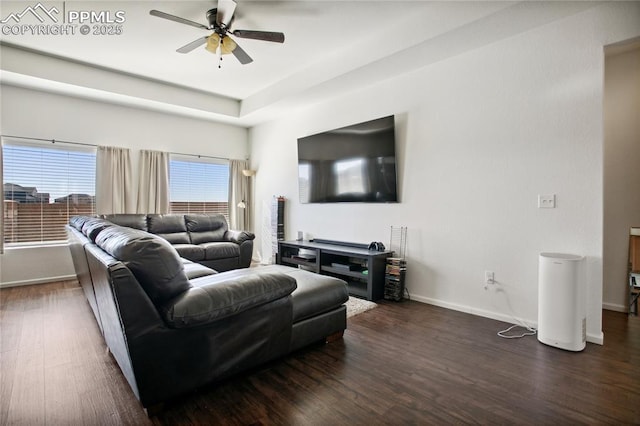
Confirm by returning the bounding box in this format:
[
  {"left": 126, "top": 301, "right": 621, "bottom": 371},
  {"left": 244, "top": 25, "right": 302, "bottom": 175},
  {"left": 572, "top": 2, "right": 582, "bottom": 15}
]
[{"left": 346, "top": 296, "right": 378, "bottom": 318}]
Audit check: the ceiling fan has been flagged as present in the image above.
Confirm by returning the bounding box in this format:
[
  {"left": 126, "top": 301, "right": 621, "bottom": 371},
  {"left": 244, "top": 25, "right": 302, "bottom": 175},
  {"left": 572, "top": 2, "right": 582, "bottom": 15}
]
[{"left": 150, "top": 0, "right": 285, "bottom": 67}]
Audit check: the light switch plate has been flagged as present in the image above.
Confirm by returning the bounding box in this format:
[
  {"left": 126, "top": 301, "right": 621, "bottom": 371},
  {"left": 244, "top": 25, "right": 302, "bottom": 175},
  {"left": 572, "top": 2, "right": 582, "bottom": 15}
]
[{"left": 538, "top": 194, "right": 556, "bottom": 208}]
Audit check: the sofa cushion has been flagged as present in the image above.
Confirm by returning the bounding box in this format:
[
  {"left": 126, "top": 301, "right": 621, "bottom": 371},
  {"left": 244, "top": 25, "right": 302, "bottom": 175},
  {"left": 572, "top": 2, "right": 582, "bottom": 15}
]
[
  {"left": 147, "top": 214, "right": 190, "bottom": 244},
  {"left": 162, "top": 269, "right": 297, "bottom": 328},
  {"left": 268, "top": 265, "right": 349, "bottom": 322},
  {"left": 70, "top": 215, "right": 91, "bottom": 231},
  {"left": 200, "top": 241, "right": 240, "bottom": 260},
  {"left": 102, "top": 214, "right": 148, "bottom": 231},
  {"left": 182, "top": 259, "right": 217, "bottom": 280},
  {"left": 95, "top": 225, "right": 192, "bottom": 304},
  {"left": 173, "top": 244, "right": 206, "bottom": 261},
  {"left": 81, "top": 218, "right": 114, "bottom": 242},
  {"left": 185, "top": 214, "right": 228, "bottom": 244}
]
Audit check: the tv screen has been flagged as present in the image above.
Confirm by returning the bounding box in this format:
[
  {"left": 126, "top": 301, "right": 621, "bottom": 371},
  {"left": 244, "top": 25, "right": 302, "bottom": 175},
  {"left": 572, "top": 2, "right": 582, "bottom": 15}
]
[{"left": 297, "top": 115, "right": 398, "bottom": 203}]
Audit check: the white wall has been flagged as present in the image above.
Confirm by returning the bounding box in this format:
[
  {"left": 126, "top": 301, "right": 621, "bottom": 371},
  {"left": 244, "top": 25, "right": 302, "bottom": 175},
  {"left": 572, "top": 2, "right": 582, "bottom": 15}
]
[
  {"left": 0, "top": 85, "right": 248, "bottom": 286},
  {"left": 250, "top": 2, "right": 640, "bottom": 344},
  {"left": 603, "top": 45, "right": 640, "bottom": 312}
]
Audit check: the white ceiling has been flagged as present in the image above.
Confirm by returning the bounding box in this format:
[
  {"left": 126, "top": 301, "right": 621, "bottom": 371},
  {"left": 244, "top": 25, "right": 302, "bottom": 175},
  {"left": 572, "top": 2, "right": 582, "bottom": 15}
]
[{"left": 0, "top": 1, "right": 601, "bottom": 126}]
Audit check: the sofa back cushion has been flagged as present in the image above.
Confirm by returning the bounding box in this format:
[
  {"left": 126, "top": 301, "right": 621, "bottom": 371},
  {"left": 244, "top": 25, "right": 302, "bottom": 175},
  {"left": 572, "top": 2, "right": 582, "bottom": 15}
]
[
  {"left": 95, "top": 225, "right": 192, "bottom": 304},
  {"left": 147, "top": 214, "right": 190, "bottom": 244},
  {"left": 81, "top": 218, "right": 114, "bottom": 242},
  {"left": 102, "top": 214, "right": 148, "bottom": 231},
  {"left": 185, "top": 214, "right": 228, "bottom": 244},
  {"left": 70, "top": 215, "right": 92, "bottom": 231}
]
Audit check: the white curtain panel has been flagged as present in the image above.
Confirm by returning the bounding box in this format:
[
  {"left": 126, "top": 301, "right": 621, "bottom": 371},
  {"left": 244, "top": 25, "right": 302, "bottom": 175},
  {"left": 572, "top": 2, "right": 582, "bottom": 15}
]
[
  {"left": 96, "top": 146, "right": 134, "bottom": 214},
  {"left": 229, "top": 159, "right": 250, "bottom": 230},
  {"left": 136, "top": 150, "right": 169, "bottom": 214}
]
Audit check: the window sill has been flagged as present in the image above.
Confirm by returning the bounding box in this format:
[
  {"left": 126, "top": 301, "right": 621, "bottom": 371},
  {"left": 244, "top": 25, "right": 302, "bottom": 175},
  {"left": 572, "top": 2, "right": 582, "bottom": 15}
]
[{"left": 4, "top": 241, "right": 69, "bottom": 250}]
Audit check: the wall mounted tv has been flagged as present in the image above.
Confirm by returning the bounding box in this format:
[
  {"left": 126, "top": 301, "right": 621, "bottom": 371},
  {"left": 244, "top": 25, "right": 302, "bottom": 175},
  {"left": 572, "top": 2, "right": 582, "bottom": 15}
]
[{"left": 297, "top": 115, "right": 398, "bottom": 203}]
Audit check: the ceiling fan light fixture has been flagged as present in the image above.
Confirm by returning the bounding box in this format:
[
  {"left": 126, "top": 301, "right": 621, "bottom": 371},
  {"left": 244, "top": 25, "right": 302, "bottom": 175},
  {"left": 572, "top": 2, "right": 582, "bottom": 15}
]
[
  {"left": 205, "top": 33, "right": 236, "bottom": 55},
  {"left": 151, "top": 0, "right": 283, "bottom": 65}
]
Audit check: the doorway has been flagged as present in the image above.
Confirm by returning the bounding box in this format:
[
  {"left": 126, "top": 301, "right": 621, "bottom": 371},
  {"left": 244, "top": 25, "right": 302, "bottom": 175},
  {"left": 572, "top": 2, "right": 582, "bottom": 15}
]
[{"left": 603, "top": 37, "right": 640, "bottom": 314}]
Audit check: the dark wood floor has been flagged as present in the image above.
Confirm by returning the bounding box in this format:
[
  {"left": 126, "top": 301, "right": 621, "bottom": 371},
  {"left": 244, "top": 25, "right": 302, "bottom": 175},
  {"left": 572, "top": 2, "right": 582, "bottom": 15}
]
[{"left": 1, "top": 281, "right": 639, "bottom": 425}]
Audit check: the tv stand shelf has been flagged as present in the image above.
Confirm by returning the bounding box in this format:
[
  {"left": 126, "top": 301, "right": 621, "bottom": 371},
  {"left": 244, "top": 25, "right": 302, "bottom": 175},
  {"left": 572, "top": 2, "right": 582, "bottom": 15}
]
[
  {"left": 281, "top": 256, "right": 317, "bottom": 269},
  {"left": 277, "top": 240, "right": 392, "bottom": 301}
]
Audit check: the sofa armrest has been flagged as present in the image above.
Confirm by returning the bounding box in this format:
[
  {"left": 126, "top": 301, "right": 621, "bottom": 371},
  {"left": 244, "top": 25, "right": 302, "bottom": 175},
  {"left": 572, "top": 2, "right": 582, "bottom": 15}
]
[
  {"left": 161, "top": 272, "right": 296, "bottom": 328},
  {"left": 225, "top": 230, "right": 255, "bottom": 244}
]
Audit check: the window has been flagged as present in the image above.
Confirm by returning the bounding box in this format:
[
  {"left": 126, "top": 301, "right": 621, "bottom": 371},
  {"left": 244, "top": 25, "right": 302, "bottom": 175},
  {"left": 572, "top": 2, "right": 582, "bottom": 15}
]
[
  {"left": 2, "top": 139, "right": 96, "bottom": 245},
  {"left": 169, "top": 156, "right": 229, "bottom": 219}
]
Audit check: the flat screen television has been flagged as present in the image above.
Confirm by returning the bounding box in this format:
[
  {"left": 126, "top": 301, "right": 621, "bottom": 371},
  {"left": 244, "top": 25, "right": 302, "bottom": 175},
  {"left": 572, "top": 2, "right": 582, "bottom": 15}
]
[{"left": 297, "top": 115, "right": 398, "bottom": 203}]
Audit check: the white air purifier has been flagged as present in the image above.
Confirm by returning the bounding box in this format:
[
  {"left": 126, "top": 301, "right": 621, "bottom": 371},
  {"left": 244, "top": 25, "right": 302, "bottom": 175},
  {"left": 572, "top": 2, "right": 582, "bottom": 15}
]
[{"left": 537, "top": 252, "right": 586, "bottom": 351}]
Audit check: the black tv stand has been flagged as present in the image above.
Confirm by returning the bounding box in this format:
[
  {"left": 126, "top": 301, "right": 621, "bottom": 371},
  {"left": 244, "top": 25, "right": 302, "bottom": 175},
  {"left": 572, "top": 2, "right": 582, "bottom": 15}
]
[{"left": 277, "top": 240, "right": 392, "bottom": 301}]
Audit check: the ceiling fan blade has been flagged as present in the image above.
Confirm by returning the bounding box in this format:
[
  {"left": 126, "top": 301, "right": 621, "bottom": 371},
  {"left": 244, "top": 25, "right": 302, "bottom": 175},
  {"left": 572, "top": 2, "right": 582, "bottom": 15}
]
[
  {"left": 150, "top": 10, "right": 209, "bottom": 30},
  {"left": 231, "top": 41, "right": 253, "bottom": 65},
  {"left": 176, "top": 36, "right": 209, "bottom": 53},
  {"left": 232, "top": 30, "right": 285, "bottom": 43},
  {"left": 216, "top": 0, "right": 237, "bottom": 27}
]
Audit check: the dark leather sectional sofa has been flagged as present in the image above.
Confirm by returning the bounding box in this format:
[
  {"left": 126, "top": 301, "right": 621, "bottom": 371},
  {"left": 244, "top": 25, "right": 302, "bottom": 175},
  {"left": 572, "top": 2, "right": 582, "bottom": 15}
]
[
  {"left": 100, "top": 213, "right": 254, "bottom": 272},
  {"left": 66, "top": 214, "right": 349, "bottom": 412}
]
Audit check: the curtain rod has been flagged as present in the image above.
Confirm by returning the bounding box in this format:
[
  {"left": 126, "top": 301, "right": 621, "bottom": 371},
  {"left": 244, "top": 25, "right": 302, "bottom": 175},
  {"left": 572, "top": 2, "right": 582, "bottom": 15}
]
[
  {"left": 1, "top": 134, "right": 96, "bottom": 148},
  {"left": 168, "top": 151, "right": 230, "bottom": 161},
  {"left": 1, "top": 135, "right": 243, "bottom": 161}
]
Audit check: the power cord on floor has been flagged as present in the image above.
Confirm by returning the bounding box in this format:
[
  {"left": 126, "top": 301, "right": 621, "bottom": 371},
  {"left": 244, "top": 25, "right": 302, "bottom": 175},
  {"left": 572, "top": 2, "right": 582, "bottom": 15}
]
[
  {"left": 497, "top": 324, "right": 537, "bottom": 339},
  {"left": 491, "top": 280, "right": 537, "bottom": 339}
]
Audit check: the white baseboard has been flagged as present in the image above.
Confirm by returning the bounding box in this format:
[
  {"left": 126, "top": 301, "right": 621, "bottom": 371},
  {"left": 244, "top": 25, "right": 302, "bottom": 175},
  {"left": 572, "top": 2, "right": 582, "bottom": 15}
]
[
  {"left": 0, "top": 275, "right": 77, "bottom": 289},
  {"left": 409, "top": 294, "right": 604, "bottom": 346},
  {"left": 602, "top": 302, "right": 626, "bottom": 313},
  {"left": 409, "top": 293, "right": 538, "bottom": 327}
]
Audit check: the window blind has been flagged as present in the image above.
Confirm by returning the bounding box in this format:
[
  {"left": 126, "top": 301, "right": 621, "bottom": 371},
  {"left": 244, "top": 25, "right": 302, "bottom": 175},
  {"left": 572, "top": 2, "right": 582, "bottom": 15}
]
[
  {"left": 2, "top": 140, "right": 96, "bottom": 245},
  {"left": 169, "top": 156, "right": 229, "bottom": 220}
]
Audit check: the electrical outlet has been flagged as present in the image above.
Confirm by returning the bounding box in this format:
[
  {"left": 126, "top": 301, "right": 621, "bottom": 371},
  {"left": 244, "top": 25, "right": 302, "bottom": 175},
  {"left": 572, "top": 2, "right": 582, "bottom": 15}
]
[
  {"left": 538, "top": 194, "right": 556, "bottom": 208},
  {"left": 485, "top": 271, "right": 495, "bottom": 286}
]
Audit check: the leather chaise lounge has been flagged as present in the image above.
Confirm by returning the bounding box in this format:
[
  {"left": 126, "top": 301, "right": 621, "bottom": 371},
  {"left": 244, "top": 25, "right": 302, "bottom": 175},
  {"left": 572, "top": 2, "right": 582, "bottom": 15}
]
[{"left": 66, "top": 215, "right": 349, "bottom": 412}]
